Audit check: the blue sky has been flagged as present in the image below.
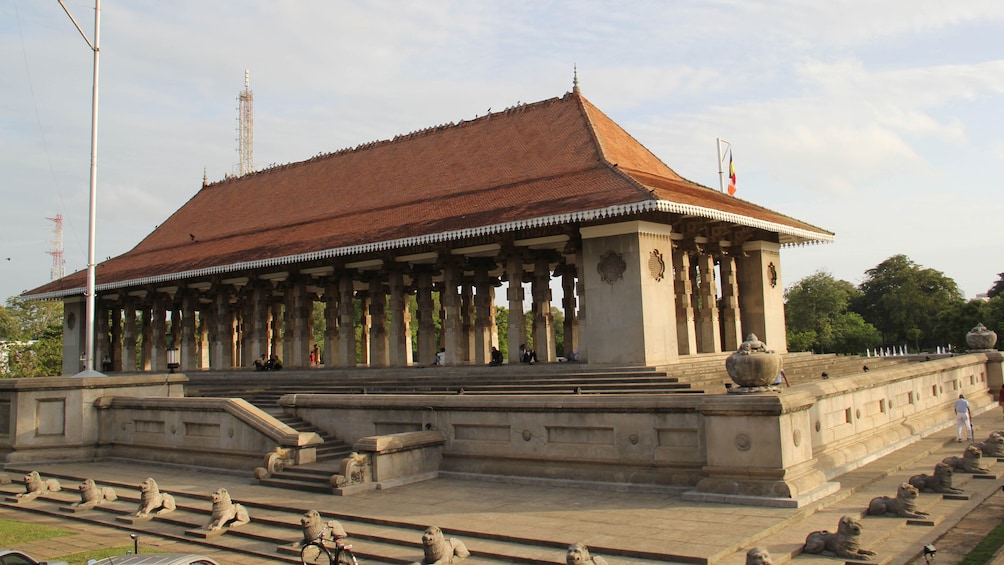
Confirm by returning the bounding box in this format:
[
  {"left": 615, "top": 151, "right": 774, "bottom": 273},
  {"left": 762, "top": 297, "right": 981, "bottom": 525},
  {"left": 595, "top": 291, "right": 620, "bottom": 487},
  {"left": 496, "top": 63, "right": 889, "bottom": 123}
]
[{"left": 2, "top": 0, "right": 1003, "bottom": 303}]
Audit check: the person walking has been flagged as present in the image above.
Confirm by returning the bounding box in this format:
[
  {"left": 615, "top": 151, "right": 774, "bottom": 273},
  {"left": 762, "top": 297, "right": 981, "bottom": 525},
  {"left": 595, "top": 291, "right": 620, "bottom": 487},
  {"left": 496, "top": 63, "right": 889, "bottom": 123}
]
[{"left": 954, "top": 393, "right": 973, "bottom": 442}]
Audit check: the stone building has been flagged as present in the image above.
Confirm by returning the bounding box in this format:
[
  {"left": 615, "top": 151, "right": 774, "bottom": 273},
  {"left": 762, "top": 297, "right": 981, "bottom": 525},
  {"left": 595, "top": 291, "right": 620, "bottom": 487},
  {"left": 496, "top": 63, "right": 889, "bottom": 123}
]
[{"left": 25, "top": 88, "right": 832, "bottom": 374}]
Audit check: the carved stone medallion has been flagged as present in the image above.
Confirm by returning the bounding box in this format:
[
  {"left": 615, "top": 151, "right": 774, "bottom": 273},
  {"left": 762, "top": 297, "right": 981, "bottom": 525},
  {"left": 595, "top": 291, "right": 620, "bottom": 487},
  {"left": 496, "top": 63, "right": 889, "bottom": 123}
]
[{"left": 597, "top": 251, "right": 626, "bottom": 285}]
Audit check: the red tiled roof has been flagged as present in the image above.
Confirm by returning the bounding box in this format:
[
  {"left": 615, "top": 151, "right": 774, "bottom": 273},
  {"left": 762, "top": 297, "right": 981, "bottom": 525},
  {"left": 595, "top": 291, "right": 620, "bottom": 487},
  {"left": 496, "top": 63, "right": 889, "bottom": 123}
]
[{"left": 25, "top": 92, "right": 832, "bottom": 298}]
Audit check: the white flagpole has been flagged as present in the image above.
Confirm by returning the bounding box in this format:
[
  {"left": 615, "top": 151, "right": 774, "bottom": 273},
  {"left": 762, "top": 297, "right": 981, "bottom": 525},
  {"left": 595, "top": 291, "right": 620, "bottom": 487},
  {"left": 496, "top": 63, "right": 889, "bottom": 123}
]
[{"left": 716, "top": 138, "right": 731, "bottom": 193}]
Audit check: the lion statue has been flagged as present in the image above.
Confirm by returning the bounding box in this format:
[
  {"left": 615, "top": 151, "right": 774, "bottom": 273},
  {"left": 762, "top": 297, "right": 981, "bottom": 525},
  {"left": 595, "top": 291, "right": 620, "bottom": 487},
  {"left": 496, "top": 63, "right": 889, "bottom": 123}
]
[
  {"left": 974, "top": 432, "right": 1004, "bottom": 458},
  {"left": 942, "top": 445, "right": 991, "bottom": 473},
  {"left": 300, "top": 509, "right": 347, "bottom": 545},
  {"left": 803, "top": 515, "right": 877, "bottom": 561},
  {"left": 745, "top": 547, "right": 773, "bottom": 565},
  {"left": 866, "top": 483, "right": 928, "bottom": 518},
  {"left": 16, "top": 471, "right": 61, "bottom": 502},
  {"left": 410, "top": 526, "right": 470, "bottom": 565},
  {"left": 566, "top": 543, "right": 608, "bottom": 565},
  {"left": 73, "top": 478, "right": 117, "bottom": 509},
  {"left": 136, "top": 477, "right": 176, "bottom": 517},
  {"left": 909, "top": 463, "right": 963, "bottom": 494},
  {"left": 206, "top": 487, "right": 251, "bottom": 531}
]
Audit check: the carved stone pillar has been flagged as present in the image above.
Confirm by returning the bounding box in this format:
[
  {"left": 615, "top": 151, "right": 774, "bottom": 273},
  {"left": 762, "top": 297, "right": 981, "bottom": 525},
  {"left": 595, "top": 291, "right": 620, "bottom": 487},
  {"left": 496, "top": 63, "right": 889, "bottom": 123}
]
[
  {"left": 198, "top": 310, "right": 209, "bottom": 369},
  {"left": 574, "top": 246, "right": 587, "bottom": 362},
  {"left": 367, "top": 276, "right": 389, "bottom": 367},
  {"left": 505, "top": 249, "right": 526, "bottom": 364},
  {"left": 211, "top": 285, "right": 233, "bottom": 370},
  {"left": 561, "top": 266, "right": 579, "bottom": 360},
  {"left": 719, "top": 255, "right": 743, "bottom": 351},
  {"left": 673, "top": 247, "right": 698, "bottom": 356},
  {"left": 415, "top": 267, "right": 436, "bottom": 366},
  {"left": 122, "top": 297, "right": 137, "bottom": 372},
  {"left": 736, "top": 241, "right": 787, "bottom": 353},
  {"left": 338, "top": 273, "right": 357, "bottom": 367},
  {"left": 387, "top": 269, "right": 412, "bottom": 367},
  {"left": 284, "top": 276, "right": 311, "bottom": 368},
  {"left": 180, "top": 290, "right": 199, "bottom": 370},
  {"left": 140, "top": 305, "right": 152, "bottom": 371},
  {"left": 323, "top": 277, "right": 340, "bottom": 368},
  {"left": 532, "top": 256, "right": 555, "bottom": 362},
  {"left": 695, "top": 252, "right": 722, "bottom": 353},
  {"left": 357, "top": 291, "right": 371, "bottom": 366},
  {"left": 248, "top": 281, "right": 271, "bottom": 366},
  {"left": 270, "top": 301, "right": 282, "bottom": 358},
  {"left": 459, "top": 279, "right": 475, "bottom": 364},
  {"left": 94, "top": 303, "right": 111, "bottom": 371},
  {"left": 473, "top": 262, "right": 496, "bottom": 364},
  {"left": 150, "top": 295, "right": 168, "bottom": 372},
  {"left": 441, "top": 261, "right": 462, "bottom": 365},
  {"left": 110, "top": 305, "right": 122, "bottom": 371}
]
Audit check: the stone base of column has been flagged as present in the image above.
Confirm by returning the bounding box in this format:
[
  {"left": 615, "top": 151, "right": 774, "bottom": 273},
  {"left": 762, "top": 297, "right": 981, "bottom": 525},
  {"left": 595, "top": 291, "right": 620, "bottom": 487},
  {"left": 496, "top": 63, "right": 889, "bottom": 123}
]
[{"left": 688, "top": 458, "right": 835, "bottom": 507}]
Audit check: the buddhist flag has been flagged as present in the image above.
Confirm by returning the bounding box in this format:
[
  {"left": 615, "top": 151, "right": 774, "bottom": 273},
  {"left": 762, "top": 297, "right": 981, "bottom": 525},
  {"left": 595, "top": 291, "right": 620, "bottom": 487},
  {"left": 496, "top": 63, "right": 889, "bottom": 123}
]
[{"left": 727, "top": 152, "right": 737, "bottom": 196}]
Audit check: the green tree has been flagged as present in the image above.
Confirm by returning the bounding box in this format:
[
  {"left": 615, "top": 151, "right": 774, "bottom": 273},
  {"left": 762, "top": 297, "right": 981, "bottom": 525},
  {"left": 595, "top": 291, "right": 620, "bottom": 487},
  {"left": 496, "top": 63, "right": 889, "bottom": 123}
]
[
  {"left": 852, "top": 255, "right": 964, "bottom": 350},
  {"left": 784, "top": 270, "right": 880, "bottom": 353},
  {"left": 0, "top": 297, "right": 63, "bottom": 378},
  {"left": 988, "top": 273, "right": 1004, "bottom": 299}
]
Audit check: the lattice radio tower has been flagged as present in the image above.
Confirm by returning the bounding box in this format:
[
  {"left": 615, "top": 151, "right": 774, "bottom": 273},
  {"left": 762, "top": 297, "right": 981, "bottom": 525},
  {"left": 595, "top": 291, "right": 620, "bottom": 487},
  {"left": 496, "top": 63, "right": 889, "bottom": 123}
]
[
  {"left": 237, "top": 69, "right": 254, "bottom": 176},
  {"left": 46, "top": 213, "right": 66, "bottom": 281}
]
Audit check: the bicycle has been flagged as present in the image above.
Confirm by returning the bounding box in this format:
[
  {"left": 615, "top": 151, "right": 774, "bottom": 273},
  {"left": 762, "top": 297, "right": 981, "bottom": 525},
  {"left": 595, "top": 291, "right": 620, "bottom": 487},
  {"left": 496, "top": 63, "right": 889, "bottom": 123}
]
[{"left": 300, "top": 525, "right": 358, "bottom": 565}]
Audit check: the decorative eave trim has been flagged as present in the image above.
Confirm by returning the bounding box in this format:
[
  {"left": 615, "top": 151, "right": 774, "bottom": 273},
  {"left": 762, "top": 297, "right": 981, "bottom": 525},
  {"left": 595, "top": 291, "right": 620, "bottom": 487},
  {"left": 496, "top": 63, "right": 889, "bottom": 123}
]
[{"left": 27, "top": 199, "right": 833, "bottom": 300}]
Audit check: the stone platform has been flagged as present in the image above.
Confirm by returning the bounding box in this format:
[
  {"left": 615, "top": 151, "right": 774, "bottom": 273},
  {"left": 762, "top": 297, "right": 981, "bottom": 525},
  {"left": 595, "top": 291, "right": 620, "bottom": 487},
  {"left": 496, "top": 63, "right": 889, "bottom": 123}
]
[{"left": 1, "top": 406, "right": 1004, "bottom": 565}]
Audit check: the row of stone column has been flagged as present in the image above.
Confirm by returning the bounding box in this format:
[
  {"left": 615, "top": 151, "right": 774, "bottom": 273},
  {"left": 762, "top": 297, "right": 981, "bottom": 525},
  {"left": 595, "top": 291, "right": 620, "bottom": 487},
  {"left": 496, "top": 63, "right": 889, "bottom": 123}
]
[{"left": 90, "top": 246, "right": 743, "bottom": 372}]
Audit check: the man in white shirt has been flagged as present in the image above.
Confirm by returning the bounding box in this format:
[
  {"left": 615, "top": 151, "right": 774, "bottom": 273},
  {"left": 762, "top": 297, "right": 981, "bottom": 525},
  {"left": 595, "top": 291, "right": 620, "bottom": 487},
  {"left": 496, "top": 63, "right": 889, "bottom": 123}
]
[{"left": 954, "top": 394, "right": 973, "bottom": 442}]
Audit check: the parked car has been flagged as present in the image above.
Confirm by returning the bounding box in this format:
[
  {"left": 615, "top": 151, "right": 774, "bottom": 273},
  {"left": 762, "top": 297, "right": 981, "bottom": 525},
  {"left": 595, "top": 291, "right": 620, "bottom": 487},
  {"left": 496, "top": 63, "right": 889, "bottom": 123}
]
[
  {"left": 0, "top": 550, "right": 69, "bottom": 565},
  {"left": 87, "top": 555, "right": 219, "bottom": 565}
]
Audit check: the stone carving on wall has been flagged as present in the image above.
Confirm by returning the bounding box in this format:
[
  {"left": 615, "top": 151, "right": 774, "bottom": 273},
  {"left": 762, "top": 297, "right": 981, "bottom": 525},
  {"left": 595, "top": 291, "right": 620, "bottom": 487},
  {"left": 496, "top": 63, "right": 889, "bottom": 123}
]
[
  {"left": 909, "top": 462, "right": 964, "bottom": 494},
  {"left": 16, "top": 471, "right": 61, "bottom": 502},
  {"left": 205, "top": 487, "right": 251, "bottom": 531},
  {"left": 648, "top": 250, "right": 665, "bottom": 282},
  {"left": 966, "top": 323, "right": 998, "bottom": 351},
  {"left": 942, "top": 445, "right": 990, "bottom": 473},
  {"left": 332, "top": 452, "right": 371, "bottom": 488},
  {"left": 597, "top": 251, "right": 626, "bottom": 285},
  {"left": 802, "top": 515, "right": 877, "bottom": 561},
  {"left": 975, "top": 432, "right": 1004, "bottom": 457},
  {"left": 136, "top": 477, "right": 176, "bottom": 517},
  {"left": 567, "top": 543, "right": 608, "bottom": 565},
  {"left": 73, "top": 478, "right": 117, "bottom": 510},
  {"left": 300, "top": 509, "right": 347, "bottom": 546},
  {"left": 866, "top": 483, "right": 929, "bottom": 518},
  {"left": 725, "top": 334, "right": 783, "bottom": 391},
  {"left": 745, "top": 547, "right": 773, "bottom": 565},
  {"left": 410, "top": 526, "right": 470, "bottom": 565}
]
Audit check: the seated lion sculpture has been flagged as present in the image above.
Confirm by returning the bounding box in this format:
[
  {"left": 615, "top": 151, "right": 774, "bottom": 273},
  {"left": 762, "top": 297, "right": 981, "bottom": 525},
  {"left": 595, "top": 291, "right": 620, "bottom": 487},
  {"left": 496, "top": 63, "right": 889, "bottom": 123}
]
[
  {"left": 866, "top": 483, "right": 928, "bottom": 518},
  {"left": 16, "top": 471, "right": 61, "bottom": 502},
  {"left": 974, "top": 433, "right": 1004, "bottom": 458},
  {"left": 300, "top": 509, "right": 347, "bottom": 545},
  {"left": 943, "top": 445, "right": 991, "bottom": 473},
  {"left": 909, "top": 462, "right": 963, "bottom": 494},
  {"left": 73, "top": 478, "right": 117, "bottom": 509},
  {"left": 803, "top": 515, "right": 877, "bottom": 561},
  {"left": 566, "top": 543, "right": 608, "bottom": 565},
  {"left": 136, "top": 477, "right": 176, "bottom": 517},
  {"left": 745, "top": 547, "right": 773, "bottom": 565},
  {"left": 410, "top": 526, "right": 470, "bottom": 565},
  {"left": 206, "top": 487, "right": 251, "bottom": 531}
]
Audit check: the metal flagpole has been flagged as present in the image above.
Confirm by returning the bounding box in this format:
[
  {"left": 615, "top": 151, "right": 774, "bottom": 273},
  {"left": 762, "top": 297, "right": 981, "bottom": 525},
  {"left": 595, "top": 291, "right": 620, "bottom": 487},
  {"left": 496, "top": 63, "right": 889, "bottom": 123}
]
[
  {"left": 59, "top": 0, "right": 102, "bottom": 375},
  {"left": 716, "top": 137, "right": 730, "bottom": 193}
]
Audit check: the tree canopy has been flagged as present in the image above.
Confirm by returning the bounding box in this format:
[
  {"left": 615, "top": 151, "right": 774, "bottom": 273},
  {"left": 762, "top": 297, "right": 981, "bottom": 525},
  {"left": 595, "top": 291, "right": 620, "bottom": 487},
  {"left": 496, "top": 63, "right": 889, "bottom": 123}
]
[
  {"left": 784, "top": 270, "right": 880, "bottom": 353},
  {"left": 0, "top": 297, "right": 63, "bottom": 377}
]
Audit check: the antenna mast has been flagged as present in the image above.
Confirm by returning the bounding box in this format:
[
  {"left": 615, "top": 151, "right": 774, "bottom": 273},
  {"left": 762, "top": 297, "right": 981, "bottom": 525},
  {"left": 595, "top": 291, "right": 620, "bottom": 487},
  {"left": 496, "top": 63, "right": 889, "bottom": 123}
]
[
  {"left": 237, "top": 69, "right": 254, "bottom": 176},
  {"left": 46, "top": 214, "right": 66, "bottom": 281}
]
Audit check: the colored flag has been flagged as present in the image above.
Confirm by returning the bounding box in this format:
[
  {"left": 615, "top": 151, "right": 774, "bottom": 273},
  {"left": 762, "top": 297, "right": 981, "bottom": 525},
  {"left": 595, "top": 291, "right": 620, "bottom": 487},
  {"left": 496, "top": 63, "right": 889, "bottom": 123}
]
[{"left": 727, "top": 152, "right": 737, "bottom": 196}]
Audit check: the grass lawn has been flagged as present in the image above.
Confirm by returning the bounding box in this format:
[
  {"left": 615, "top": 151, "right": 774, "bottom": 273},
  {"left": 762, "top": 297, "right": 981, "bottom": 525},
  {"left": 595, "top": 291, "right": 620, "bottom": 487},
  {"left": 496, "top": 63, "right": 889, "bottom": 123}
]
[{"left": 0, "top": 517, "right": 71, "bottom": 546}]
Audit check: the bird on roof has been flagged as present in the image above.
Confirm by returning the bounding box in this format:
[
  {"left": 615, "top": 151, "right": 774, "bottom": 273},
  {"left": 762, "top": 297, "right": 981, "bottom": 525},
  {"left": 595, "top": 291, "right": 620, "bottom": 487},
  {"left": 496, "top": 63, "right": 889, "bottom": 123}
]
[
  {"left": 863, "top": 365, "right": 869, "bottom": 372},
  {"left": 821, "top": 372, "right": 829, "bottom": 379}
]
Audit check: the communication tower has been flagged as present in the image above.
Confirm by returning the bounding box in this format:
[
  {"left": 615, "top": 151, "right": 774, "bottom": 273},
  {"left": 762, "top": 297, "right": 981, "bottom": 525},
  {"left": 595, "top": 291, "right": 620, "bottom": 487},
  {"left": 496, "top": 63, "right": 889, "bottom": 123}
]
[
  {"left": 237, "top": 69, "right": 254, "bottom": 176},
  {"left": 46, "top": 214, "right": 66, "bottom": 281}
]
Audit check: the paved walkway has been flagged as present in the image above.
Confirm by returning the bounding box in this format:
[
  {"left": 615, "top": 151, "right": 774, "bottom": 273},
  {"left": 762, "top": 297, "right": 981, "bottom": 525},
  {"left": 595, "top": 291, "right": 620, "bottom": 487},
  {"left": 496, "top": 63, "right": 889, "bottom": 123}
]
[{"left": 2, "top": 408, "right": 1004, "bottom": 565}]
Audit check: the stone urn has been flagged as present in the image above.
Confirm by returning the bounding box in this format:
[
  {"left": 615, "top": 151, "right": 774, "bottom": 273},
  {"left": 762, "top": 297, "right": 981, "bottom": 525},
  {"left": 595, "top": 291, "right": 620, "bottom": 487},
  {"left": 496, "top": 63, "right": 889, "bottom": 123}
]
[
  {"left": 726, "top": 334, "right": 784, "bottom": 390},
  {"left": 966, "top": 323, "right": 998, "bottom": 351}
]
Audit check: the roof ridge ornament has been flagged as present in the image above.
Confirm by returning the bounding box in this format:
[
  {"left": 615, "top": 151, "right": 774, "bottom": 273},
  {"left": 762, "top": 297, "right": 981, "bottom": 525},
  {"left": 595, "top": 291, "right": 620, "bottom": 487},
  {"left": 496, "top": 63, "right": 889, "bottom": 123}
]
[{"left": 573, "top": 64, "right": 580, "bottom": 94}]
